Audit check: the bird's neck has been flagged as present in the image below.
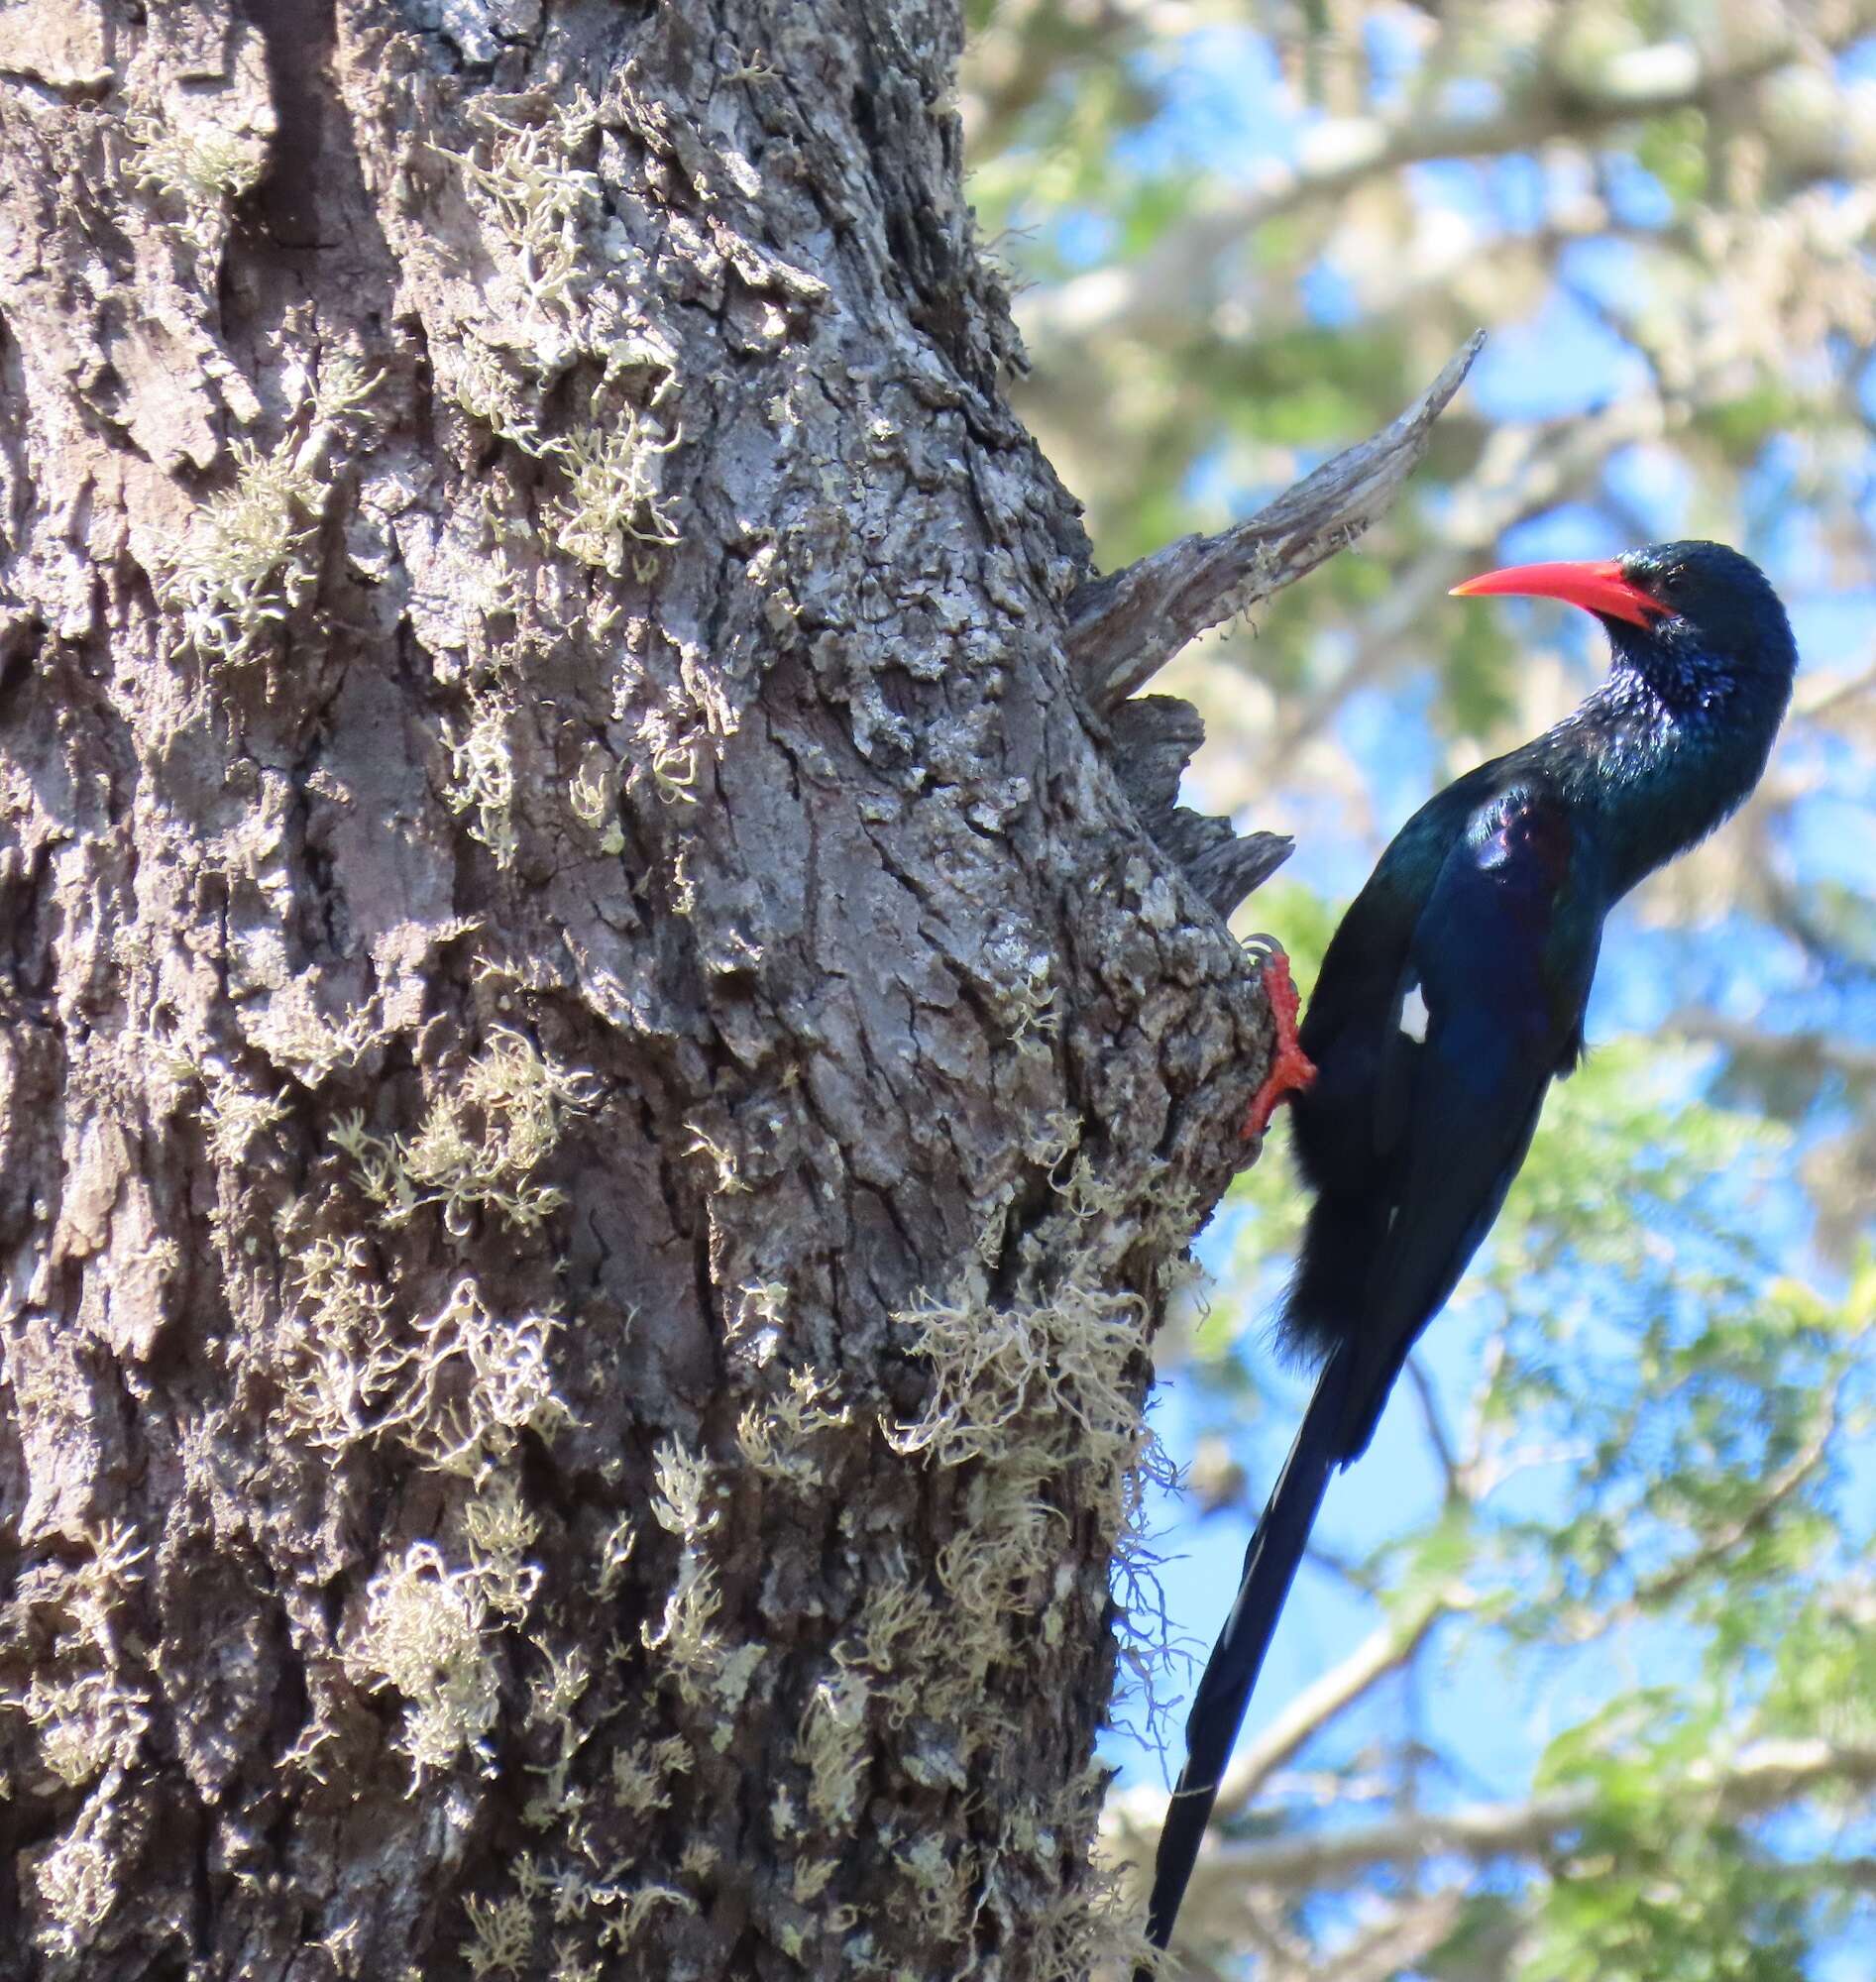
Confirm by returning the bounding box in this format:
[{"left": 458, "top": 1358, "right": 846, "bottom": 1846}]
[{"left": 1544, "top": 655, "right": 1785, "bottom": 897}]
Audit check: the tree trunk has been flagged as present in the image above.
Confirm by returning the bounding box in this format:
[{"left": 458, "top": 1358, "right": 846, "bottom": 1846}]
[
  {"left": 0, "top": 5, "right": 1466, "bottom": 1976},
  {"left": 0, "top": 5, "right": 1280, "bottom": 1977}
]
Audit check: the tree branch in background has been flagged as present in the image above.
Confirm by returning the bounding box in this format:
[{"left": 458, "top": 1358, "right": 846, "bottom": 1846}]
[
  {"left": 1402, "top": 1354, "right": 1462, "bottom": 1502},
  {"left": 1103, "top": 1586, "right": 1456, "bottom": 1873},
  {"left": 1307, "top": 1894, "right": 1471, "bottom": 1982},
  {"left": 1189, "top": 1737, "right": 1876, "bottom": 1895},
  {"left": 1670, "top": 1010, "right": 1876, "bottom": 1086},
  {"left": 1018, "top": 18, "right": 1872, "bottom": 356},
  {"left": 1800, "top": 656, "right": 1876, "bottom": 722},
  {"left": 959, "top": 0, "right": 1167, "bottom": 159},
  {"left": 1213, "top": 1585, "right": 1455, "bottom": 1816},
  {"left": 1593, "top": 1369, "right": 1848, "bottom": 1628},
  {"left": 1068, "top": 333, "right": 1483, "bottom": 712}
]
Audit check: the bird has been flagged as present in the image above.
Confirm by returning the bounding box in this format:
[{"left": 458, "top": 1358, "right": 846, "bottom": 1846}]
[{"left": 1140, "top": 541, "right": 1796, "bottom": 1964}]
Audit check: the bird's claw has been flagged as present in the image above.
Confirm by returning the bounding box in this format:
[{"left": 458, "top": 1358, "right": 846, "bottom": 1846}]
[{"left": 1243, "top": 940, "right": 1316, "bottom": 1143}]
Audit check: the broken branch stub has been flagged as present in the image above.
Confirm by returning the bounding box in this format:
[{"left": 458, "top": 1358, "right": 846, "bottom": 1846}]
[
  {"left": 1108, "top": 697, "right": 1294, "bottom": 916},
  {"left": 1067, "top": 332, "right": 1484, "bottom": 715}
]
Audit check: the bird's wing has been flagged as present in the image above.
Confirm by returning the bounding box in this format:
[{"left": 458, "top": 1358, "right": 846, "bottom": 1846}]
[
  {"left": 1298, "top": 767, "right": 1499, "bottom": 1068},
  {"left": 1342, "top": 779, "right": 1601, "bottom": 1455}
]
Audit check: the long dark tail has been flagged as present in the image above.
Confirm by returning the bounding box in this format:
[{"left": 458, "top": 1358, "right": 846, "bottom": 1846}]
[{"left": 1138, "top": 1344, "right": 1355, "bottom": 1968}]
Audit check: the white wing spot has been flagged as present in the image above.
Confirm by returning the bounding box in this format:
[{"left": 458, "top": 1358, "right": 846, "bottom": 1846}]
[{"left": 1399, "top": 981, "right": 1430, "bottom": 1044}]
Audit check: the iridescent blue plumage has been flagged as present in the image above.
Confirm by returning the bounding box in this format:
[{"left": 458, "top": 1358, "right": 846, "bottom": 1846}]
[
  {"left": 1143, "top": 541, "right": 1797, "bottom": 1963},
  {"left": 1286, "top": 541, "right": 1794, "bottom": 1455}
]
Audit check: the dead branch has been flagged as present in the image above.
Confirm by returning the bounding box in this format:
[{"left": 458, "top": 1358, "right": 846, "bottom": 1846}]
[{"left": 1067, "top": 335, "right": 1482, "bottom": 714}]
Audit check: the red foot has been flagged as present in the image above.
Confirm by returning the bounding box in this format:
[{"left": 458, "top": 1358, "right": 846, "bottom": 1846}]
[{"left": 1244, "top": 947, "right": 1316, "bottom": 1142}]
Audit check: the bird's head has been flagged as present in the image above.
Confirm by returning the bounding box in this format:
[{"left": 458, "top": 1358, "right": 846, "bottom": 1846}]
[{"left": 1450, "top": 540, "right": 1797, "bottom": 710}]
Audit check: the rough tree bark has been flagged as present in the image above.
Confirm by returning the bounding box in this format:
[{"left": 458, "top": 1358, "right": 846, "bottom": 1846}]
[{"left": 0, "top": 6, "right": 1465, "bottom": 1978}]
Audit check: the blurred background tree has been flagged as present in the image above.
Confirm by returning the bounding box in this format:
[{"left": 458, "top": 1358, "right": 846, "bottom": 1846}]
[{"left": 961, "top": 3, "right": 1876, "bottom": 1976}]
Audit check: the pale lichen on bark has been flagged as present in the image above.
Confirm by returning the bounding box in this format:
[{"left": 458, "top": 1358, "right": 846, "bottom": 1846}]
[{"left": 0, "top": 4, "right": 1450, "bottom": 1977}]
